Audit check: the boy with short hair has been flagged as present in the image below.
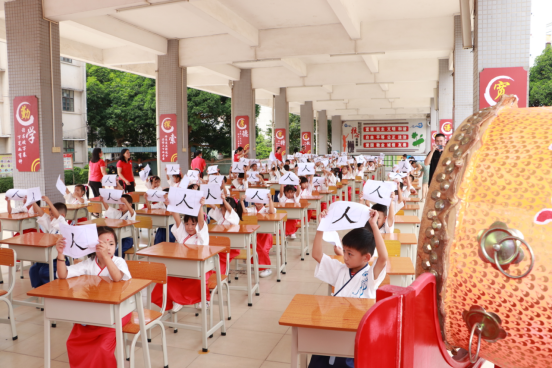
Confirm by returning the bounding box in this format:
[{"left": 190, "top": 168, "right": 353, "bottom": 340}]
[{"left": 99, "top": 194, "right": 136, "bottom": 258}]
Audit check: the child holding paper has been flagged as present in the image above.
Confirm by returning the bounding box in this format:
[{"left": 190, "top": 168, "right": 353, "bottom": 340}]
[
  {"left": 278, "top": 184, "right": 301, "bottom": 239},
  {"left": 64, "top": 184, "right": 89, "bottom": 223},
  {"left": 145, "top": 175, "right": 162, "bottom": 190},
  {"left": 28, "top": 197, "right": 70, "bottom": 288},
  {"left": 99, "top": 194, "right": 136, "bottom": 258},
  {"left": 231, "top": 173, "right": 248, "bottom": 190},
  {"left": 56, "top": 226, "right": 132, "bottom": 368},
  {"left": 165, "top": 167, "right": 183, "bottom": 188},
  {"left": 310, "top": 209, "right": 388, "bottom": 368}
]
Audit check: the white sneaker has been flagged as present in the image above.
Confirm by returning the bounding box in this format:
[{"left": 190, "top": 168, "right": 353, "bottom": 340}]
[
  {"left": 259, "top": 269, "right": 272, "bottom": 278},
  {"left": 290, "top": 234, "right": 296, "bottom": 239},
  {"left": 172, "top": 302, "right": 183, "bottom": 313},
  {"left": 194, "top": 301, "right": 210, "bottom": 309}
]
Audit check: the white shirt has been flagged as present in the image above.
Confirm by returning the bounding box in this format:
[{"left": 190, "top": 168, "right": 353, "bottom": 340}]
[
  {"left": 171, "top": 221, "right": 209, "bottom": 245},
  {"left": 278, "top": 191, "right": 300, "bottom": 204},
  {"left": 37, "top": 213, "right": 68, "bottom": 234},
  {"left": 11, "top": 201, "right": 35, "bottom": 215},
  {"left": 314, "top": 254, "right": 386, "bottom": 299},
  {"left": 105, "top": 207, "right": 136, "bottom": 221},
  {"left": 232, "top": 179, "right": 247, "bottom": 190},
  {"left": 62, "top": 256, "right": 131, "bottom": 281},
  {"left": 150, "top": 201, "right": 167, "bottom": 210},
  {"left": 64, "top": 192, "right": 87, "bottom": 205},
  {"left": 210, "top": 207, "right": 240, "bottom": 226},
  {"left": 342, "top": 172, "right": 355, "bottom": 180},
  {"left": 299, "top": 183, "right": 314, "bottom": 198},
  {"left": 244, "top": 206, "right": 276, "bottom": 215},
  {"left": 269, "top": 171, "right": 281, "bottom": 181},
  {"left": 379, "top": 219, "right": 394, "bottom": 234}
]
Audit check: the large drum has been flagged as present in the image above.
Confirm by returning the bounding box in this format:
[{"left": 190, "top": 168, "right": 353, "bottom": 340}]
[{"left": 416, "top": 96, "right": 552, "bottom": 368}]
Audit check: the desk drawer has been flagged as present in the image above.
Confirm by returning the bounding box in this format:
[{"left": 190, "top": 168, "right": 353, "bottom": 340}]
[
  {"left": 10, "top": 244, "right": 51, "bottom": 263},
  {"left": 45, "top": 297, "right": 136, "bottom": 326}
]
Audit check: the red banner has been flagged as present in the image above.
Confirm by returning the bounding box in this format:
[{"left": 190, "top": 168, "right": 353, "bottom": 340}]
[
  {"left": 159, "top": 114, "right": 178, "bottom": 162},
  {"left": 363, "top": 134, "right": 409, "bottom": 141},
  {"left": 274, "top": 128, "right": 286, "bottom": 156},
  {"left": 235, "top": 116, "right": 250, "bottom": 152},
  {"left": 301, "top": 132, "right": 312, "bottom": 153},
  {"left": 363, "top": 126, "right": 409, "bottom": 133},
  {"left": 430, "top": 130, "right": 437, "bottom": 146},
  {"left": 364, "top": 142, "right": 409, "bottom": 149},
  {"left": 479, "top": 67, "right": 528, "bottom": 109},
  {"left": 14, "top": 96, "right": 40, "bottom": 172},
  {"left": 439, "top": 119, "right": 454, "bottom": 138}
]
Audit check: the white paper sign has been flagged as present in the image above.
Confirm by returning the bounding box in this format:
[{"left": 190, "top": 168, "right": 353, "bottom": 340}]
[
  {"left": 397, "top": 160, "right": 413, "bottom": 173},
  {"left": 279, "top": 172, "right": 300, "bottom": 185},
  {"left": 321, "top": 159, "right": 329, "bottom": 167},
  {"left": 298, "top": 157, "right": 308, "bottom": 163},
  {"left": 295, "top": 152, "right": 302, "bottom": 158},
  {"left": 337, "top": 157, "right": 348, "bottom": 166},
  {"left": 167, "top": 164, "right": 180, "bottom": 175},
  {"left": 297, "top": 163, "right": 315, "bottom": 175},
  {"left": 146, "top": 189, "right": 166, "bottom": 202},
  {"left": 243, "top": 159, "right": 250, "bottom": 167},
  {"left": 167, "top": 187, "right": 203, "bottom": 216},
  {"left": 200, "top": 184, "right": 222, "bottom": 205},
  {"left": 208, "top": 175, "right": 223, "bottom": 185},
  {"left": 232, "top": 162, "right": 245, "bottom": 173},
  {"left": 347, "top": 159, "right": 354, "bottom": 164},
  {"left": 60, "top": 223, "right": 99, "bottom": 258},
  {"left": 269, "top": 152, "right": 277, "bottom": 162},
  {"left": 355, "top": 156, "right": 365, "bottom": 164},
  {"left": 323, "top": 231, "right": 342, "bottom": 249},
  {"left": 248, "top": 171, "right": 260, "bottom": 182},
  {"left": 5, "top": 189, "right": 27, "bottom": 201},
  {"left": 139, "top": 164, "right": 151, "bottom": 182},
  {"left": 362, "top": 180, "right": 393, "bottom": 206},
  {"left": 207, "top": 166, "right": 218, "bottom": 175},
  {"left": 287, "top": 155, "right": 294, "bottom": 160},
  {"left": 245, "top": 188, "right": 270, "bottom": 204},
  {"left": 99, "top": 188, "right": 124, "bottom": 204},
  {"left": 56, "top": 175, "right": 67, "bottom": 196},
  {"left": 24, "top": 187, "right": 42, "bottom": 206},
  {"left": 249, "top": 159, "right": 259, "bottom": 166},
  {"left": 187, "top": 170, "right": 200, "bottom": 181},
  {"left": 313, "top": 177, "right": 325, "bottom": 186},
  {"left": 102, "top": 175, "right": 118, "bottom": 187},
  {"left": 317, "top": 201, "right": 371, "bottom": 232},
  {"left": 389, "top": 172, "right": 408, "bottom": 181}
]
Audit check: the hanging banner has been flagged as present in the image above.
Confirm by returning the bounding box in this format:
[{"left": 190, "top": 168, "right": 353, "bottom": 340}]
[
  {"left": 63, "top": 153, "right": 73, "bottom": 170},
  {"left": 274, "top": 128, "right": 286, "bottom": 156},
  {"left": 479, "top": 67, "right": 528, "bottom": 109},
  {"left": 159, "top": 114, "right": 178, "bottom": 163},
  {"left": 14, "top": 96, "right": 40, "bottom": 172},
  {"left": 430, "top": 130, "right": 437, "bottom": 146},
  {"left": 235, "top": 116, "right": 250, "bottom": 152},
  {"left": 439, "top": 119, "right": 454, "bottom": 139},
  {"left": 301, "top": 132, "right": 312, "bottom": 154}
]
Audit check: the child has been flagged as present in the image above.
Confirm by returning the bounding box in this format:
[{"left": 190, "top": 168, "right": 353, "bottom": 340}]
[
  {"left": 64, "top": 184, "right": 88, "bottom": 223},
  {"left": 278, "top": 184, "right": 301, "bottom": 239},
  {"left": 299, "top": 176, "right": 317, "bottom": 221},
  {"left": 146, "top": 175, "right": 162, "bottom": 190},
  {"left": 209, "top": 192, "right": 243, "bottom": 226},
  {"left": 56, "top": 226, "right": 132, "bottom": 368},
  {"left": 165, "top": 167, "right": 183, "bottom": 188},
  {"left": 310, "top": 210, "right": 388, "bottom": 368},
  {"left": 100, "top": 194, "right": 135, "bottom": 258},
  {"left": 240, "top": 193, "right": 276, "bottom": 278},
  {"left": 231, "top": 173, "right": 248, "bottom": 190},
  {"left": 151, "top": 198, "right": 215, "bottom": 312},
  {"left": 28, "top": 197, "right": 70, "bottom": 288},
  {"left": 6, "top": 194, "right": 38, "bottom": 236}
]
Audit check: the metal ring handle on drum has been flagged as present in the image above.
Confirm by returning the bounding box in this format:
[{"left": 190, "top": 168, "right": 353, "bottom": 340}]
[
  {"left": 479, "top": 228, "right": 520, "bottom": 265},
  {"left": 493, "top": 236, "right": 535, "bottom": 279},
  {"left": 468, "top": 323, "right": 483, "bottom": 363}
]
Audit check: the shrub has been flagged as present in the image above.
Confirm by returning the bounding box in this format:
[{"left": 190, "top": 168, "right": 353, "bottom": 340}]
[
  {"left": 0, "top": 177, "right": 13, "bottom": 193},
  {"left": 64, "top": 170, "right": 74, "bottom": 185}
]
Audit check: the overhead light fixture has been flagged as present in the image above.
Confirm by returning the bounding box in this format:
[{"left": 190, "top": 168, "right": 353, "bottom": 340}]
[
  {"left": 233, "top": 58, "right": 281, "bottom": 64},
  {"left": 371, "top": 97, "right": 400, "bottom": 100},
  {"left": 317, "top": 99, "right": 345, "bottom": 102},
  {"left": 329, "top": 52, "right": 385, "bottom": 58},
  {"left": 116, "top": 0, "right": 188, "bottom": 12},
  {"left": 355, "top": 82, "right": 394, "bottom": 86}
]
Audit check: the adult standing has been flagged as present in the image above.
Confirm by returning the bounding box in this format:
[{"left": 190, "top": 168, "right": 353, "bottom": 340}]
[
  {"left": 300, "top": 145, "right": 307, "bottom": 155},
  {"left": 233, "top": 146, "right": 248, "bottom": 162},
  {"left": 424, "top": 133, "right": 447, "bottom": 185},
  {"left": 191, "top": 150, "right": 207, "bottom": 175},
  {"left": 274, "top": 146, "right": 283, "bottom": 163},
  {"left": 88, "top": 148, "right": 107, "bottom": 198},
  {"left": 117, "top": 148, "right": 135, "bottom": 193}
]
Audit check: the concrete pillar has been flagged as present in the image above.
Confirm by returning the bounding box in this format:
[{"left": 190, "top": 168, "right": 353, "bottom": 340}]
[
  {"left": 453, "top": 15, "right": 474, "bottom": 127},
  {"left": 438, "top": 59, "right": 453, "bottom": 122},
  {"left": 317, "top": 110, "right": 328, "bottom": 155},
  {"left": 331, "top": 115, "right": 342, "bottom": 153},
  {"left": 231, "top": 69, "right": 256, "bottom": 158},
  {"left": 157, "top": 39, "right": 187, "bottom": 186},
  {"left": 6, "top": 0, "right": 64, "bottom": 202},
  {"left": 473, "top": 0, "right": 531, "bottom": 112},
  {"left": 273, "top": 87, "right": 289, "bottom": 156},
  {"left": 300, "top": 101, "right": 314, "bottom": 154},
  {"left": 429, "top": 97, "right": 437, "bottom": 152}
]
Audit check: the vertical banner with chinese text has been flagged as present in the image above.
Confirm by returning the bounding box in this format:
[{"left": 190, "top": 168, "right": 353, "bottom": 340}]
[
  {"left": 274, "top": 128, "right": 286, "bottom": 156},
  {"left": 14, "top": 96, "right": 40, "bottom": 172},
  {"left": 430, "top": 130, "right": 437, "bottom": 146},
  {"left": 479, "top": 67, "right": 528, "bottom": 109},
  {"left": 301, "top": 132, "right": 312, "bottom": 153},
  {"left": 439, "top": 119, "right": 454, "bottom": 141},
  {"left": 235, "top": 116, "right": 250, "bottom": 152},
  {"left": 159, "top": 114, "right": 178, "bottom": 162}
]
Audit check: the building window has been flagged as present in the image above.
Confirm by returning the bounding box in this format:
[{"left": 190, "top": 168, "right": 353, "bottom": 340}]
[
  {"left": 62, "top": 89, "right": 74, "bottom": 112},
  {"left": 61, "top": 57, "right": 72, "bottom": 63},
  {"left": 63, "top": 140, "right": 75, "bottom": 153}
]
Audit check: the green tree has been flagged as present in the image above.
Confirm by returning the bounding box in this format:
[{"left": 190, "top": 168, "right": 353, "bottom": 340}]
[
  {"left": 289, "top": 113, "right": 301, "bottom": 154},
  {"left": 255, "top": 125, "right": 272, "bottom": 159},
  {"left": 530, "top": 45, "right": 552, "bottom": 107}
]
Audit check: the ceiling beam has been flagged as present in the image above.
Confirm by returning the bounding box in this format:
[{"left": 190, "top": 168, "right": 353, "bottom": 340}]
[
  {"left": 326, "top": 0, "right": 361, "bottom": 40},
  {"left": 103, "top": 46, "right": 156, "bottom": 65},
  {"left": 44, "top": 0, "right": 147, "bottom": 21},
  {"left": 362, "top": 54, "right": 379, "bottom": 73},
  {"left": 197, "top": 64, "right": 241, "bottom": 81},
  {"left": 281, "top": 58, "right": 308, "bottom": 77},
  {"left": 60, "top": 38, "right": 103, "bottom": 65},
  {"left": 459, "top": 0, "right": 474, "bottom": 49}
]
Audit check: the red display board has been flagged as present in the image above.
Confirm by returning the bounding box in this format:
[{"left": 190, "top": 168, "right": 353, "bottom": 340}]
[
  {"left": 363, "top": 134, "right": 409, "bottom": 141},
  {"left": 301, "top": 132, "right": 312, "bottom": 153},
  {"left": 159, "top": 114, "right": 178, "bottom": 162},
  {"left": 363, "top": 126, "right": 409, "bottom": 133},
  {"left": 430, "top": 130, "right": 437, "bottom": 146},
  {"left": 235, "top": 116, "right": 250, "bottom": 152},
  {"left": 14, "top": 96, "right": 40, "bottom": 172},
  {"left": 364, "top": 142, "right": 409, "bottom": 149},
  {"left": 439, "top": 119, "right": 454, "bottom": 138},
  {"left": 274, "top": 128, "right": 286, "bottom": 156},
  {"left": 479, "top": 67, "right": 528, "bottom": 109}
]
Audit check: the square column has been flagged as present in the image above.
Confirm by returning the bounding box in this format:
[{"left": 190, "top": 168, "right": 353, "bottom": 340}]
[
  {"left": 273, "top": 87, "right": 289, "bottom": 156},
  {"left": 232, "top": 69, "right": 255, "bottom": 158},
  {"left": 317, "top": 110, "right": 328, "bottom": 155},
  {"left": 157, "top": 39, "right": 187, "bottom": 185},
  {"left": 453, "top": 15, "right": 474, "bottom": 127},
  {"left": 300, "top": 101, "right": 314, "bottom": 154},
  {"left": 6, "top": 0, "right": 64, "bottom": 202},
  {"left": 331, "top": 115, "right": 342, "bottom": 153}
]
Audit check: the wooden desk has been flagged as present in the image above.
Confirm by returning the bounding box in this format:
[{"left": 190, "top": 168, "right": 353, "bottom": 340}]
[
  {"left": 300, "top": 195, "right": 322, "bottom": 225},
  {"left": 28, "top": 276, "right": 152, "bottom": 368},
  {"left": 0, "top": 212, "right": 39, "bottom": 240},
  {"left": 352, "top": 180, "right": 363, "bottom": 203},
  {"left": 317, "top": 190, "right": 335, "bottom": 209},
  {"left": 256, "top": 213, "right": 288, "bottom": 281},
  {"left": 135, "top": 209, "right": 175, "bottom": 242},
  {"left": 336, "top": 183, "right": 344, "bottom": 202},
  {"left": 403, "top": 204, "right": 420, "bottom": 217},
  {"left": 136, "top": 242, "right": 227, "bottom": 352},
  {"left": 279, "top": 294, "right": 374, "bottom": 368},
  {"left": 0, "top": 233, "right": 60, "bottom": 308},
  {"left": 208, "top": 224, "right": 260, "bottom": 306},
  {"left": 77, "top": 218, "right": 139, "bottom": 258},
  {"left": 90, "top": 193, "right": 146, "bottom": 205},
  {"left": 267, "top": 181, "right": 281, "bottom": 194},
  {"left": 61, "top": 204, "right": 89, "bottom": 223},
  {"left": 341, "top": 179, "right": 350, "bottom": 202},
  {"left": 394, "top": 215, "right": 421, "bottom": 234},
  {"left": 273, "top": 202, "right": 310, "bottom": 261},
  {"left": 405, "top": 197, "right": 421, "bottom": 203}
]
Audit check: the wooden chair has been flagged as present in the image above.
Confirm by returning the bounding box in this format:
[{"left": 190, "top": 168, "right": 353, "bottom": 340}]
[
  {"left": 124, "top": 261, "right": 168, "bottom": 368},
  {"left": 396, "top": 209, "right": 405, "bottom": 216},
  {"left": 394, "top": 229, "right": 401, "bottom": 234},
  {"left": 0, "top": 248, "right": 17, "bottom": 341},
  {"left": 87, "top": 202, "right": 103, "bottom": 218},
  {"left": 127, "top": 216, "right": 153, "bottom": 259},
  {"left": 384, "top": 240, "right": 401, "bottom": 258}
]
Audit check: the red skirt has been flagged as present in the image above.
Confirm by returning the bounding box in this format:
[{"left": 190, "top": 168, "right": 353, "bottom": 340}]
[
  {"left": 285, "top": 219, "right": 299, "bottom": 235},
  {"left": 14, "top": 228, "right": 38, "bottom": 236},
  {"left": 321, "top": 202, "right": 328, "bottom": 211},
  {"left": 66, "top": 313, "right": 132, "bottom": 368},
  {"left": 342, "top": 186, "right": 352, "bottom": 201},
  {"left": 254, "top": 233, "right": 273, "bottom": 271},
  {"left": 308, "top": 209, "right": 317, "bottom": 221}
]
